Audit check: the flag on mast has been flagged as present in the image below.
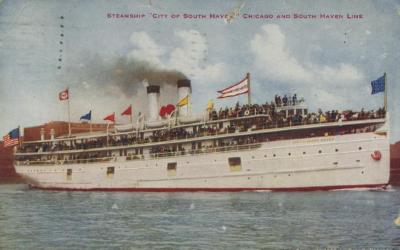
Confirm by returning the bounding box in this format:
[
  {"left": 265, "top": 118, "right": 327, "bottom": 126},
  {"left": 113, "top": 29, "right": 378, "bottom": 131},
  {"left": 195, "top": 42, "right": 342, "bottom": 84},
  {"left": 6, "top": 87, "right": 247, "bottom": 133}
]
[
  {"left": 177, "top": 95, "right": 189, "bottom": 107},
  {"left": 59, "top": 88, "right": 69, "bottom": 101},
  {"left": 218, "top": 74, "right": 249, "bottom": 99},
  {"left": 80, "top": 111, "right": 92, "bottom": 121},
  {"left": 371, "top": 75, "right": 385, "bottom": 94},
  {"left": 103, "top": 113, "right": 115, "bottom": 123},
  {"left": 59, "top": 88, "right": 71, "bottom": 136},
  {"left": 121, "top": 105, "right": 132, "bottom": 116},
  {"left": 3, "top": 127, "right": 20, "bottom": 147}
]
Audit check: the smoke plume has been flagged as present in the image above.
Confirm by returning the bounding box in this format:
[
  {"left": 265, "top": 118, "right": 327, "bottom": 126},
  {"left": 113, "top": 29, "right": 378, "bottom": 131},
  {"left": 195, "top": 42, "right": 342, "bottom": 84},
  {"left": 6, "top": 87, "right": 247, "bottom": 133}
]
[{"left": 59, "top": 54, "right": 187, "bottom": 119}]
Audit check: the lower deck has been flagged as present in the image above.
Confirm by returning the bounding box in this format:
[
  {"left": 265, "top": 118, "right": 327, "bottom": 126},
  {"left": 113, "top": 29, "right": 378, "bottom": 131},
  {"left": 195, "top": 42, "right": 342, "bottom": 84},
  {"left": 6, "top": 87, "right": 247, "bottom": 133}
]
[{"left": 15, "top": 133, "right": 390, "bottom": 191}]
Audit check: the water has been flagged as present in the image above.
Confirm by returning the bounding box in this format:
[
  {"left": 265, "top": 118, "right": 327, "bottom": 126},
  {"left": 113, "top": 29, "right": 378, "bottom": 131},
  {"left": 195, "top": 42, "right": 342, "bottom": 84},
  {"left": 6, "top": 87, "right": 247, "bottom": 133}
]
[{"left": 1, "top": 184, "right": 400, "bottom": 249}]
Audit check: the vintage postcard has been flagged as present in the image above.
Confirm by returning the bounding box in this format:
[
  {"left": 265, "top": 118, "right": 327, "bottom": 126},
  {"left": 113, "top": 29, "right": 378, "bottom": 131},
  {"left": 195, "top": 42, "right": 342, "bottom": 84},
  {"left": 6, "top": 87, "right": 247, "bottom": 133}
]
[{"left": 0, "top": 0, "right": 399, "bottom": 248}]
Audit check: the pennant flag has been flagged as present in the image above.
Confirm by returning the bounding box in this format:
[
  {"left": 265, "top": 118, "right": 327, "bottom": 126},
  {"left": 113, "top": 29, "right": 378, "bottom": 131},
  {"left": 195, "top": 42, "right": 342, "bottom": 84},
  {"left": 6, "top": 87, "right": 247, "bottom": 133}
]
[
  {"left": 103, "top": 113, "right": 115, "bottom": 122},
  {"left": 80, "top": 111, "right": 92, "bottom": 121},
  {"left": 59, "top": 88, "right": 69, "bottom": 101},
  {"left": 177, "top": 95, "right": 189, "bottom": 107},
  {"left": 3, "top": 127, "right": 20, "bottom": 147},
  {"left": 371, "top": 75, "right": 385, "bottom": 94},
  {"left": 218, "top": 75, "right": 249, "bottom": 99},
  {"left": 121, "top": 105, "right": 132, "bottom": 116},
  {"left": 207, "top": 99, "right": 214, "bottom": 110}
]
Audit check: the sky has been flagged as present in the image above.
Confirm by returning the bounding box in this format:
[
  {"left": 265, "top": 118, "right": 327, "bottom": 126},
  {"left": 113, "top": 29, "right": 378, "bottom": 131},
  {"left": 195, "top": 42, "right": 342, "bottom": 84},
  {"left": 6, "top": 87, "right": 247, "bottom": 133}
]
[{"left": 0, "top": 0, "right": 399, "bottom": 142}]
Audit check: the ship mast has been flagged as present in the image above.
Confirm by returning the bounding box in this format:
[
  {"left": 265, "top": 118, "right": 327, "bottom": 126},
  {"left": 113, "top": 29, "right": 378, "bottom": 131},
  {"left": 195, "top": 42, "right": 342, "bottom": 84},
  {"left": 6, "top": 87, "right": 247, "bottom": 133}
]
[
  {"left": 384, "top": 72, "right": 387, "bottom": 112},
  {"left": 247, "top": 72, "right": 251, "bottom": 105},
  {"left": 67, "top": 87, "right": 71, "bottom": 137}
]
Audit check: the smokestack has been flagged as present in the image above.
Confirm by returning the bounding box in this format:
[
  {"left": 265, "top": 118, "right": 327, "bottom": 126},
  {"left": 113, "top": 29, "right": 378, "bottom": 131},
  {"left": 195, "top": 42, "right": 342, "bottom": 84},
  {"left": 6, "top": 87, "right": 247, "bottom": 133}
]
[
  {"left": 147, "top": 85, "right": 160, "bottom": 121},
  {"left": 177, "top": 79, "right": 191, "bottom": 116}
]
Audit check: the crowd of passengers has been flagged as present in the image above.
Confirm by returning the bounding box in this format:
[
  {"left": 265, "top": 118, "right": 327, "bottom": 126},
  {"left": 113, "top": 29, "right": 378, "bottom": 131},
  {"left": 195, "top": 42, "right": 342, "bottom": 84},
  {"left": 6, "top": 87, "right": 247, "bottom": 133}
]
[
  {"left": 209, "top": 97, "right": 386, "bottom": 122},
  {"left": 17, "top": 97, "right": 385, "bottom": 154},
  {"left": 149, "top": 136, "right": 259, "bottom": 157}
]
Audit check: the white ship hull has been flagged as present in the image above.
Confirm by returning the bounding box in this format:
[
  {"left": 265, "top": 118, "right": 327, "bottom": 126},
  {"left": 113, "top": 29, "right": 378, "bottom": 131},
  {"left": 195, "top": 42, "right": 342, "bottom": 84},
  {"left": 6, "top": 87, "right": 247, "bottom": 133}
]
[{"left": 15, "top": 132, "right": 390, "bottom": 191}]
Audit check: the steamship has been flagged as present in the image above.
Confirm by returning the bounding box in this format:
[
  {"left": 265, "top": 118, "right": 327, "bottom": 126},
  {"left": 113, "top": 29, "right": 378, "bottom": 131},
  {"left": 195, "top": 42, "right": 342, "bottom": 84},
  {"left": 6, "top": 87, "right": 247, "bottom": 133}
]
[{"left": 13, "top": 77, "right": 390, "bottom": 191}]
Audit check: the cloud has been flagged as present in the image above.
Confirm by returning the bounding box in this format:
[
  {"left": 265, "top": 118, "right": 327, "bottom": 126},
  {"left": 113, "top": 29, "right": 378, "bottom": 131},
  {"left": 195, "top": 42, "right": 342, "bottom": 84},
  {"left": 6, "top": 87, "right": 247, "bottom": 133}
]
[
  {"left": 128, "top": 32, "right": 165, "bottom": 66},
  {"left": 250, "top": 24, "right": 312, "bottom": 83},
  {"left": 129, "top": 30, "right": 227, "bottom": 84},
  {"left": 250, "top": 24, "right": 367, "bottom": 110}
]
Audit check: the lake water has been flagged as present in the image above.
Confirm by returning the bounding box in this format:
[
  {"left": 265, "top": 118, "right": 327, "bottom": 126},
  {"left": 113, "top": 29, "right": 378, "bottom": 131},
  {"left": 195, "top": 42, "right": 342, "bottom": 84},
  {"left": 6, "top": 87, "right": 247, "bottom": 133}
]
[{"left": 1, "top": 184, "right": 400, "bottom": 249}]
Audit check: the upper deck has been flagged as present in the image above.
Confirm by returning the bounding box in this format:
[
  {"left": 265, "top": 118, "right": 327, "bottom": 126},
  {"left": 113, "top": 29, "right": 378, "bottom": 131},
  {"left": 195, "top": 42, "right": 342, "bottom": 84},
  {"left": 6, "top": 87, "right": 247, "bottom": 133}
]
[{"left": 15, "top": 114, "right": 386, "bottom": 157}]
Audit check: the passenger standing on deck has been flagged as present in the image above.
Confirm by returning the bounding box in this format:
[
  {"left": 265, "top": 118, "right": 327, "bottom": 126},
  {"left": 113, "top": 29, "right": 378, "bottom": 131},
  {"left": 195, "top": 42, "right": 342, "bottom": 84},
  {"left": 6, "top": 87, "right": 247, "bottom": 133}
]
[
  {"left": 293, "top": 94, "right": 297, "bottom": 105},
  {"left": 283, "top": 95, "right": 288, "bottom": 106}
]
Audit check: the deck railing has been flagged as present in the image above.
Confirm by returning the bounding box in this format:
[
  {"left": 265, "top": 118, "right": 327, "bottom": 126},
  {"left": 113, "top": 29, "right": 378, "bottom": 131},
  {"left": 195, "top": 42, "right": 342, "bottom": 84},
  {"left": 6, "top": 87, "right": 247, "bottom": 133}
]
[
  {"left": 16, "top": 143, "right": 262, "bottom": 166},
  {"left": 16, "top": 115, "right": 385, "bottom": 156}
]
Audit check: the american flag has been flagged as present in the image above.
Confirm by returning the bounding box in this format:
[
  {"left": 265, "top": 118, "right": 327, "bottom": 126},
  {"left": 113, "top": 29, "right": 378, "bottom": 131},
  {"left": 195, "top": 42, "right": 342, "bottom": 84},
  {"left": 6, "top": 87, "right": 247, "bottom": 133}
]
[{"left": 3, "top": 127, "right": 20, "bottom": 147}]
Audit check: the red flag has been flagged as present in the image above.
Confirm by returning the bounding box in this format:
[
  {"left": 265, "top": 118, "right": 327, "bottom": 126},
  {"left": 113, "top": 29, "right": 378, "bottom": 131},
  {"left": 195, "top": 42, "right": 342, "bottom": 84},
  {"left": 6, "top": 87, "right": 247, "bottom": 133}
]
[
  {"left": 103, "top": 113, "right": 115, "bottom": 122},
  {"left": 59, "top": 88, "right": 69, "bottom": 101},
  {"left": 121, "top": 105, "right": 132, "bottom": 116}
]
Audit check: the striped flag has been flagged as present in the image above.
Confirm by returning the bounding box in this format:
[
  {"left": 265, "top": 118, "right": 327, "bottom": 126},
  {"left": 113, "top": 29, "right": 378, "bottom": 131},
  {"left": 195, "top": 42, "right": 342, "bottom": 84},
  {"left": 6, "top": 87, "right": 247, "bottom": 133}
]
[
  {"left": 218, "top": 75, "right": 249, "bottom": 99},
  {"left": 3, "top": 127, "right": 20, "bottom": 147}
]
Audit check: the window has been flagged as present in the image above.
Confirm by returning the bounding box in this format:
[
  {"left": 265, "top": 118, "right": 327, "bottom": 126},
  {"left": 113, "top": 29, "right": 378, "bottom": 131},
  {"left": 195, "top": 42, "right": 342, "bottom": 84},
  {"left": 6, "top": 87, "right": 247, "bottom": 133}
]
[
  {"left": 107, "top": 167, "right": 115, "bottom": 176},
  {"left": 228, "top": 157, "right": 242, "bottom": 172},
  {"left": 167, "top": 162, "right": 177, "bottom": 170},
  {"left": 66, "top": 169, "right": 72, "bottom": 180},
  {"left": 167, "top": 162, "right": 177, "bottom": 176}
]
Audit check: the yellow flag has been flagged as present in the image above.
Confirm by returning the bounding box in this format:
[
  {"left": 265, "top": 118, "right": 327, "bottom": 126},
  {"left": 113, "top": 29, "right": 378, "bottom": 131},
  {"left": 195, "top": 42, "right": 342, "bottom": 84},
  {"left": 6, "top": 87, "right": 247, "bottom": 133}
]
[
  {"left": 177, "top": 95, "right": 189, "bottom": 107},
  {"left": 207, "top": 99, "right": 214, "bottom": 110}
]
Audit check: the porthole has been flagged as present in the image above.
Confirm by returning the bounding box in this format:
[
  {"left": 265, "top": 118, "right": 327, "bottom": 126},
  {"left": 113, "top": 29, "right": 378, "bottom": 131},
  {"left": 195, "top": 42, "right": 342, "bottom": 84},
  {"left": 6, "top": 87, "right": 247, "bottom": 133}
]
[
  {"left": 264, "top": 155, "right": 267, "bottom": 158},
  {"left": 288, "top": 153, "right": 291, "bottom": 156},
  {"left": 361, "top": 171, "right": 364, "bottom": 174},
  {"left": 318, "top": 150, "right": 322, "bottom": 154},
  {"left": 303, "top": 152, "right": 306, "bottom": 155},
  {"left": 358, "top": 147, "right": 362, "bottom": 150},
  {"left": 273, "top": 154, "right": 276, "bottom": 157},
  {"left": 335, "top": 149, "right": 339, "bottom": 152}
]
